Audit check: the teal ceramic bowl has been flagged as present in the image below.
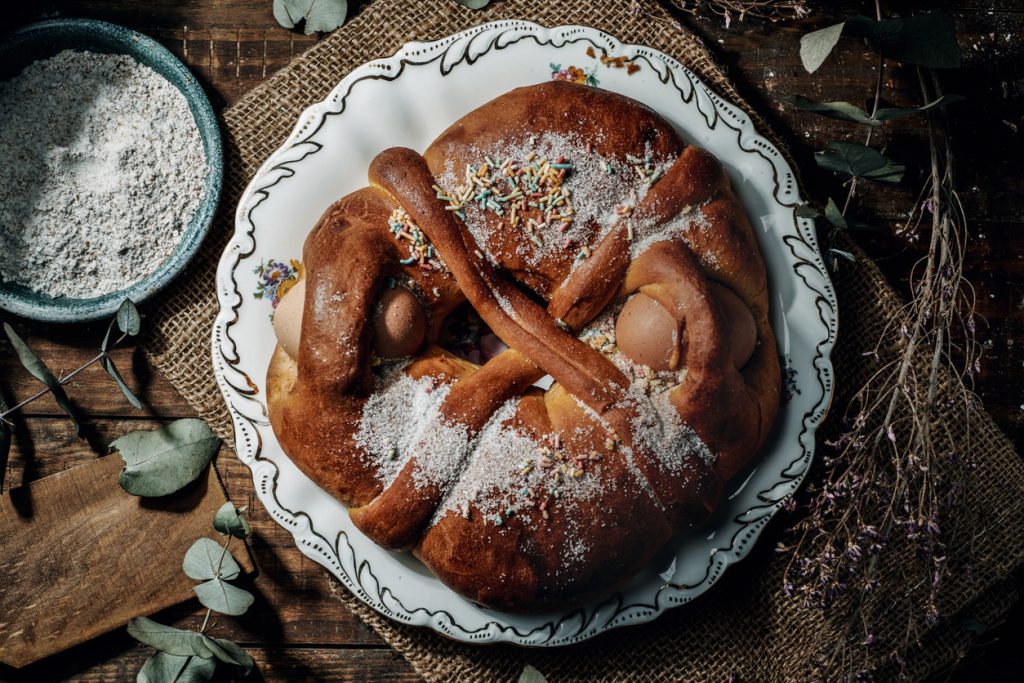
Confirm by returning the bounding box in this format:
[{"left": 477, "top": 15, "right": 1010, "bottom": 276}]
[{"left": 0, "top": 18, "right": 222, "bottom": 323}]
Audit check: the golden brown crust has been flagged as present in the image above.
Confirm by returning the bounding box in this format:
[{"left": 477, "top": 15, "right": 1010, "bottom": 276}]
[{"left": 265, "top": 81, "right": 779, "bottom": 611}]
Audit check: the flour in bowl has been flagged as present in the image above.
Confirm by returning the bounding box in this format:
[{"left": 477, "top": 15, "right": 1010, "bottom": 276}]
[{"left": 0, "top": 50, "right": 208, "bottom": 299}]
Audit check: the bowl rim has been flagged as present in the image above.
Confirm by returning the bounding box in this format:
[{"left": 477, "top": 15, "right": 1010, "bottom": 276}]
[{"left": 0, "top": 17, "right": 223, "bottom": 324}]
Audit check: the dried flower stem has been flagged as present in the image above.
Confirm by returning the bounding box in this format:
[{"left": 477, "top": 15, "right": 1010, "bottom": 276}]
[
  {"left": 781, "top": 16, "right": 979, "bottom": 681},
  {"left": 841, "top": 0, "right": 885, "bottom": 216},
  {"left": 670, "top": 0, "right": 811, "bottom": 24}
]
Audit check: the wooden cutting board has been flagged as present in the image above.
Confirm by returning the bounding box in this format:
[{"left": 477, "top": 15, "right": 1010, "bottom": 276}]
[{"left": 0, "top": 456, "right": 254, "bottom": 668}]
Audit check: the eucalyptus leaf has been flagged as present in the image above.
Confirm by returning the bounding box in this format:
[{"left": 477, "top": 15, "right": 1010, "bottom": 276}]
[
  {"left": 794, "top": 204, "right": 821, "bottom": 219},
  {"left": 127, "top": 618, "right": 253, "bottom": 674},
  {"left": 799, "top": 21, "right": 845, "bottom": 73},
  {"left": 113, "top": 418, "right": 221, "bottom": 497},
  {"left": 183, "top": 537, "right": 241, "bottom": 581},
  {"left": 101, "top": 355, "right": 143, "bottom": 410},
  {"left": 873, "top": 95, "right": 965, "bottom": 122},
  {"left": 781, "top": 95, "right": 878, "bottom": 125},
  {"left": 800, "top": 13, "right": 960, "bottom": 75},
  {"left": 201, "top": 637, "right": 254, "bottom": 675},
  {"left": 101, "top": 317, "right": 116, "bottom": 353},
  {"left": 782, "top": 94, "right": 964, "bottom": 126},
  {"left": 845, "top": 13, "right": 961, "bottom": 69},
  {"left": 194, "top": 578, "right": 255, "bottom": 616},
  {"left": 519, "top": 665, "right": 549, "bottom": 683},
  {"left": 116, "top": 299, "right": 141, "bottom": 336},
  {"left": 273, "top": 0, "right": 348, "bottom": 35},
  {"left": 454, "top": 0, "right": 492, "bottom": 9},
  {"left": 213, "top": 502, "right": 251, "bottom": 538},
  {"left": 814, "top": 141, "right": 905, "bottom": 185},
  {"left": 127, "top": 617, "right": 219, "bottom": 658},
  {"left": 138, "top": 651, "right": 216, "bottom": 683},
  {"left": 3, "top": 323, "right": 80, "bottom": 433},
  {"left": 824, "top": 197, "right": 848, "bottom": 230}
]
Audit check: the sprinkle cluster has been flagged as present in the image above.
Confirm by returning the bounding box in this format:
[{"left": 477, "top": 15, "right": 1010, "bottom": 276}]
[
  {"left": 434, "top": 140, "right": 671, "bottom": 264},
  {"left": 388, "top": 208, "right": 443, "bottom": 270},
  {"left": 435, "top": 137, "right": 579, "bottom": 252},
  {"left": 510, "top": 432, "right": 614, "bottom": 523}
]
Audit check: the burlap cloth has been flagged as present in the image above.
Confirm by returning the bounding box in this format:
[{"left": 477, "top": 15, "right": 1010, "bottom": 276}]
[{"left": 142, "top": 1, "right": 1024, "bottom": 680}]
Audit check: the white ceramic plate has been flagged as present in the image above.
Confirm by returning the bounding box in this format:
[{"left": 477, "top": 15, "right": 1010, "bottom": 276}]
[{"left": 213, "top": 21, "right": 837, "bottom": 646}]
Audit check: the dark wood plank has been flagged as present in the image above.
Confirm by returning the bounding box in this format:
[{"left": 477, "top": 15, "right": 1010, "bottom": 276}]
[
  {"left": 0, "top": 458, "right": 253, "bottom": 668},
  {"left": 2, "top": 643, "right": 419, "bottom": 682},
  {"left": 2, "top": 418, "right": 388, "bottom": 648},
  {"left": 1, "top": 1, "right": 1021, "bottom": 681}
]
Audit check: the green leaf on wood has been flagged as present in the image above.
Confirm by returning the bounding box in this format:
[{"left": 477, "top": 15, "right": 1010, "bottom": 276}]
[
  {"left": 824, "top": 197, "right": 848, "bottom": 230},
  {"left": 213, "top": 502, "right": 251, "bottom": 538},
  {"left": 101, "top": 318, "right": 116, "bottom": 353},
  {"left": 194, "top": 578, "right": 255, "bottom": 616},
  {"left": 101, "top": 355, "right": 143, "bottom": 410},
  {"left": 116, "top": 299, "right": 141, "bottom": 336},
  {"left": 183, "top": 537, "right": 241, "bottom": 581},
  {"left": 781, "top": 95, "right": 878, "bottom": 125},
  {"left": 799, "top": 22, "right": 845, "bottom": 73},
  {"left": 874, "top": 95, "right": 965, "bottom": 121},
  {"left": 203, "top": 637, "right": 253, "bottom": 674},
  {"left": 782, "top": 94, "right": 964, "bottom": 126},
  {"left": 128, "top": 618, "right": 218, "bottom": 658},
  {"left": 799, "top": 13, "right": 960, "bottom": 74},
  {"left": 794, "top": 204, "right": 821, "bottom": 220},
  {"left": 814, "top": 141, "right": 905, "bottom": 184},
  {"left": 3, "top": 323, "right": 80, "bottom": 433},
  {"left": 273, "top": 0, "right": 348, "bottom": 35},
  {"left": 454, "top": 0, "right": 492, "bottom": 9},
  {"left": 845, "top": 13, "right": 961, "bottom": 69},
  {"left": 113, "top": 418, "right": 220, "bottom": 497},
  {"left": 127, "top": 618, "right": 253, "bottom": 674},
  {"left": 519, "top": 665, "right": 549, "bottom": 683},
  {"left": 138, "top": 651, "right": 215, "bottom": 683}
]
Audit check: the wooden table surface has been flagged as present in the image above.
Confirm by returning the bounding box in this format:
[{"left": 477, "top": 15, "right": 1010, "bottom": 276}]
[{"left": 2, "top": 1, "right": 1022, "bottom": 680}]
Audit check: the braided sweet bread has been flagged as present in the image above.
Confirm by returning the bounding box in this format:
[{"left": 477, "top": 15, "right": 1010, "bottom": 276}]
[{"left": 266, "top": 81, "right": 779, "bottom": 612}]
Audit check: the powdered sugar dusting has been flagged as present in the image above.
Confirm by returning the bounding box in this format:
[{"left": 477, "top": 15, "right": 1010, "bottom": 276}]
[
  {"left": 354, "top": 365, "right": 453, "bottom": 486},
  {"left": 628, "top": 204, "right": 711, "bottom": 261},
  {"left": 579, "top": 303, "right": 715, "bottom": 472},
  {"left": 433, "top": 131, "right": 675, "bottom": 268},
  {"left": 434, "top": 401, "right": 613, "bottom": 529}
]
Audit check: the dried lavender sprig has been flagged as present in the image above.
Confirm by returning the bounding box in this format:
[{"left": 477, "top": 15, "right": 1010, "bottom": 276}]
[{"left": 780, "top": 61, "right": 981, "bottom": 683}]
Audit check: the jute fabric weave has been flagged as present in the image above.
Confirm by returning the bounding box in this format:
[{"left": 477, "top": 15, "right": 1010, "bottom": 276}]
[{"left": 141, "top": 1, "right": 1024, "bottom": 680}]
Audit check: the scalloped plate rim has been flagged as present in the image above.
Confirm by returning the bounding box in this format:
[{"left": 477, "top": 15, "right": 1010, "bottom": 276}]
[{"left": 212, "top": 20, "right": 837, "bottom": 647}]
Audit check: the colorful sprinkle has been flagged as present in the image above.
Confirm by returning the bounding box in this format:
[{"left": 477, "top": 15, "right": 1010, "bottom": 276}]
[{"left": 387, "top": 208, "right": 443, "bottom": 270}]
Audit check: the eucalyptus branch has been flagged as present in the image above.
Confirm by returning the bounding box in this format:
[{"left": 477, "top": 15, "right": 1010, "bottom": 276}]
[
  {"left": 840, "top": 0, "right": 884, "bottom": 217},
  {"left": 0, "top": 347, "right": 117, "bottom": 422},
  {"left": 127, "top": 502, "right": 254, "bottom": 683},
  {"left": 0, "top": 300, "right": 139, "bottom": 422},
  {"left": 0, "top": 299, "right": 141, "bottom": 492},
  {"left": 171, "top": 533, "right": 237, "bottom": 683}
]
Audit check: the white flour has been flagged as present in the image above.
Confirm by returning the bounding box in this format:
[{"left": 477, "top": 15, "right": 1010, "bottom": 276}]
[{"left": 0, "top": 50, "right": 208, "bottom": 299}]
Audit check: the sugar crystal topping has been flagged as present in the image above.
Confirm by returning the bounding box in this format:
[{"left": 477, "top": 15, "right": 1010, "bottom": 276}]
[
  {"left": 358, "top": 131, "right": 717, "bottom": 571},
  {"left": 432, "top": 131, "right": 676, "bottom": 268}
]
